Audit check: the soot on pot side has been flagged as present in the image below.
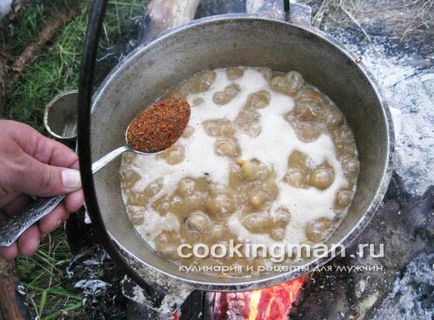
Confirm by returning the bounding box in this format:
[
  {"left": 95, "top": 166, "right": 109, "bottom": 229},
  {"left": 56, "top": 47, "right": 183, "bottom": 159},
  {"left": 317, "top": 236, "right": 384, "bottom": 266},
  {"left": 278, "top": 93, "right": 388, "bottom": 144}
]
[{"left": 119, "top": 66, "right": 360, "bottom": 276}]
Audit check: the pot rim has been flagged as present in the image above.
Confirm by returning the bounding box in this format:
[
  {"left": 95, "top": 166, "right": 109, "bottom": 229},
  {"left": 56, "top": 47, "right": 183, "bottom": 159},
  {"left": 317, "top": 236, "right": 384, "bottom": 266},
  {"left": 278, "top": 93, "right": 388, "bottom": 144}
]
[{"left": 88, "top": 14, "right": 395, "bottom": 291}]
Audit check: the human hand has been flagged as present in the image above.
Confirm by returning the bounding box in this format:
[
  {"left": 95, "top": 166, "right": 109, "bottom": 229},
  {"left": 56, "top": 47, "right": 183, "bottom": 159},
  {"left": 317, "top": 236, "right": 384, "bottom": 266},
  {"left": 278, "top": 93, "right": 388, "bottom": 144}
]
[{"left": 0, "top": 120, "right": 84, "bottom": 259}]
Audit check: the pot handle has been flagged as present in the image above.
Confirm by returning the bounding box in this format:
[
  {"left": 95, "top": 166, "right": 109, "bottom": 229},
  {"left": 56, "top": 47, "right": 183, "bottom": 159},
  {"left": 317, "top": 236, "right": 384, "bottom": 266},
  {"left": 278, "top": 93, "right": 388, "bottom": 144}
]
[
  {"left": 77, "top": 1, "right": 311, "bottom": 316},
  {"left": 251, "top": 0, "right": 312, "bottom": 25},
  {"left": 78, "top": 0, "right": 173, "bottom": 309}
]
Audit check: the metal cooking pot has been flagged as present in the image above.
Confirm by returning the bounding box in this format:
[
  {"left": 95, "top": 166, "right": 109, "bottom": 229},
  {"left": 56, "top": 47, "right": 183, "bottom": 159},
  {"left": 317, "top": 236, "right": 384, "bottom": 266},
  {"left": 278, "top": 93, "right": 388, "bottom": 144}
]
[{"left": 77, "top": 0, "right": 394, "bottom": 313}]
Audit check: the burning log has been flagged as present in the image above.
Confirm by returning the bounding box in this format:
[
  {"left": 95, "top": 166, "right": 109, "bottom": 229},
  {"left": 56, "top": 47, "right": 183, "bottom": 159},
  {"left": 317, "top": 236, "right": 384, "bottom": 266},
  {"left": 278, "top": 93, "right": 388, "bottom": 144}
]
[{"left": 206, "top": 276, "right": 308, "bottom": 320}]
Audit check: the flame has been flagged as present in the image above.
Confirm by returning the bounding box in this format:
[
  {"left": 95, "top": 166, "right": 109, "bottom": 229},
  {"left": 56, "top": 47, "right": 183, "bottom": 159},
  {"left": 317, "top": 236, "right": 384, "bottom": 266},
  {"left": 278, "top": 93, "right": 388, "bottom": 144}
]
[
  {"left": 248, "top": 290, "right": 262, "bottom": 320},
  {"left": 204, "top": 275, "right": 309, "bottom": 320},
  {"left": 248, "top": 276, "right": 307, "bottom": 320}
]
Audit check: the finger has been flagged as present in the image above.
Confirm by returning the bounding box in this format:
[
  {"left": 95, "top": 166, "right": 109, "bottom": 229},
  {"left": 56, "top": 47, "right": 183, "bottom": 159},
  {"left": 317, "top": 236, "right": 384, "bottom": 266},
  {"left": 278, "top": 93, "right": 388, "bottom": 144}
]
[
  {"left": 17, "top": 225, "right": 41, "bottom": 257},
  {"left": 0, "top": 192, "right": 21, "bottom": 213},
  {"left": 9, "top": 121, "right": 78, "bottom": 168},
  {"left": 38, "top": 205, "right": 68, "bottom": 235},
  {"left": 0, "top": 211, "right": 18, "bottom": 260},
  {"left": 64, "top": 189, "right": 84, "bottom": 213},
  {"left": 12, "top": 154, "right": 81, "bottom": 197},
  {"left": 33, "top": 136, "right": 78, "bottom": 168},
  {"left": 2, "top": 194, "right": 30, "bottom": 216},
  {"left": 0, "top": 244, "right": 18, "bottom": 260}
]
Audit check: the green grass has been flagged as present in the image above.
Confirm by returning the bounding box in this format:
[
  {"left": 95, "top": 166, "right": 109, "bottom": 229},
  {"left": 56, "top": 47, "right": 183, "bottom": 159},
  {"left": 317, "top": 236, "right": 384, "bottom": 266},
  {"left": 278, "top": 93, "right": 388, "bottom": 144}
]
[
  {"left": 2, "top": 0, "right": 145, "bottom": 318},
  {"left": 16, "top": 230, "right": 82, "bottom": 319},
  {"left": 7, "top": 7, "right": 86, "bottom": 132},
  {"left": 4, "top": 0, "right": 145, "bottom": 132}
]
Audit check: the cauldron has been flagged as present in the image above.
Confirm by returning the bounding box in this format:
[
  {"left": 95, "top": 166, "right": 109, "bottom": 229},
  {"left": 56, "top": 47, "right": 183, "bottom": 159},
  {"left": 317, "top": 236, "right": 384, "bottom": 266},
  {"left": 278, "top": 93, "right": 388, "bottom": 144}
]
[{"left": 77, "top": 0, "right": 394, "bottom": 313}]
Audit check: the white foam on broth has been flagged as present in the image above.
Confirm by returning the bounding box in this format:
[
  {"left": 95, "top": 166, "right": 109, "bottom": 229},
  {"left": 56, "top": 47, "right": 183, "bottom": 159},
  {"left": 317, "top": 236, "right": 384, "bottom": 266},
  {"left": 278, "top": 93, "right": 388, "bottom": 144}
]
[{"left": 121, "top": 67, "right": 352, "bottom": 249}]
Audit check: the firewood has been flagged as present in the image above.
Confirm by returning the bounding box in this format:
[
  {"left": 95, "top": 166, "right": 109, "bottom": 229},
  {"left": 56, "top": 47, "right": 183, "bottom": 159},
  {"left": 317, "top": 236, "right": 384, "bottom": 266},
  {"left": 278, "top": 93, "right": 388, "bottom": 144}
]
[
  {"left": 0, "top": 259, "right": 26, "bottom": 320},
  {"left": 145, "top": 0, "right": 200, "bottom": 41},
  {"left": 246, "top": 0, "right": 266, "bottom": 13}
]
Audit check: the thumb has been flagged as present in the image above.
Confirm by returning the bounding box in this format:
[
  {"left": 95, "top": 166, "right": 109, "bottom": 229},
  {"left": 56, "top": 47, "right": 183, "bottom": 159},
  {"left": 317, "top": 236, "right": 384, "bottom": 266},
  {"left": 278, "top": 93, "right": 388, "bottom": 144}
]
[{"left": 18, "top": 155, "right": 82, "bottom": 197}]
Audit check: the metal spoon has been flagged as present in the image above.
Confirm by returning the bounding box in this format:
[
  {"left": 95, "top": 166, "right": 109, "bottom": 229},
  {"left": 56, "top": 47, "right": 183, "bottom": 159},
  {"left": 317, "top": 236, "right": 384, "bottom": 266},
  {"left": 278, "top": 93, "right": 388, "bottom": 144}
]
[
  {"left": 0, "top": 99, "right": 190, "bottom": 247},
  {"left": 0, "top": 144, "right": 140, "bottom": 248}
]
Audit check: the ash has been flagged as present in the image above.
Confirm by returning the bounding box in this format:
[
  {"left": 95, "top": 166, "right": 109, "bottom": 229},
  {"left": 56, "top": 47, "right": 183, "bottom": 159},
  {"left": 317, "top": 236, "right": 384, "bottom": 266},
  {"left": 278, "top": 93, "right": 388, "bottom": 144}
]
[
  {"left": 338, "top": 44, "right": 433, "bottom": 195},
  {"left": 373, "top": 253, "right": 434, "bottom": 320},
  {"left": 64, "top": 248, "right": 128, "bottom": 319},
  {"left": 292, "top": 182, "right": 434, "bottom": 319}
]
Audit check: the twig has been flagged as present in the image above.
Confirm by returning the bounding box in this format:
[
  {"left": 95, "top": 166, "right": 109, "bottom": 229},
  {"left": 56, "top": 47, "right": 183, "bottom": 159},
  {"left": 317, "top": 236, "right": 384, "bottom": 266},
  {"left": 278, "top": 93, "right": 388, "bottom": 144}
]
[{"left": 12, "top": 8, "right": 74, "bottom": 74}]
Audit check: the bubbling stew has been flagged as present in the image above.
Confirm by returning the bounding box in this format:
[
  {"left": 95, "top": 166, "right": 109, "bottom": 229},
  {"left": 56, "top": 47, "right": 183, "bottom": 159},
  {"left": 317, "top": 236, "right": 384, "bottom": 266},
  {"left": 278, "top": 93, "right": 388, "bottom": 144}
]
[{"left": 120, "top": 67, "right": 359, "bottom": 276}]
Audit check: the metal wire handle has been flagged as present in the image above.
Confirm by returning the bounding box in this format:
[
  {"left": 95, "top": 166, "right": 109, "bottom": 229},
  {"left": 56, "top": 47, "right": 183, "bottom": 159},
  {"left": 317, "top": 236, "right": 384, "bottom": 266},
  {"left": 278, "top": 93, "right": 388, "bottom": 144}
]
[
  {"left": 284, "top": 0, "right": 290, "bottom": 20},
  {"left": 76, "top": 0, "right": 295, "bottom": 306},
  {"left": 77, "top": 0, "right": 159, "bottom": 300}
]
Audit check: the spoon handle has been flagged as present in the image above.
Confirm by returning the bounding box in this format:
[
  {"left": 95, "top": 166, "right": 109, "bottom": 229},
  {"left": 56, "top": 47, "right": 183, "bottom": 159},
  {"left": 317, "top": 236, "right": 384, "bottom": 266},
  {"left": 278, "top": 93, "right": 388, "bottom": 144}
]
[
  {"left": 0, "top": 145, "right": 130, "bottom": 247},
  {"left": 91, "top": 145, "right": 130, "bottom": 174}
]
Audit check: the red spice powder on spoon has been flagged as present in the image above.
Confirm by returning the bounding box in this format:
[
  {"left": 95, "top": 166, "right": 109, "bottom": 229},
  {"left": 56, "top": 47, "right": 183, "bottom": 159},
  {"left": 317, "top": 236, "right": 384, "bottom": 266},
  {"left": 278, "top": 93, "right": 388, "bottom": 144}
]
[{"left": 126, "top": 98, "right": 191, "bottom": 153}]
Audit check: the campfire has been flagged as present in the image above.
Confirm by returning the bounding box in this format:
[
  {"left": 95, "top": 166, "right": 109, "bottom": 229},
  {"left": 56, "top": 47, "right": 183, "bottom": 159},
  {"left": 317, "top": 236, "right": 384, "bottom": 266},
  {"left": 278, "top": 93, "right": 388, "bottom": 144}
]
[
  {"left": 1, "top": 0, "right": 432, "bottom": 320},
  {"left": 205, "top": 276, "right": 309, "bottom": 320}
]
